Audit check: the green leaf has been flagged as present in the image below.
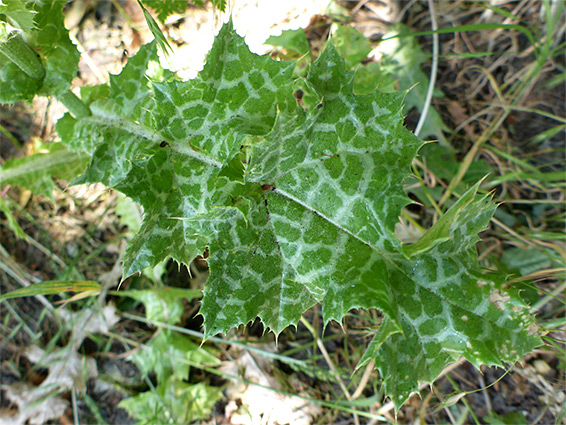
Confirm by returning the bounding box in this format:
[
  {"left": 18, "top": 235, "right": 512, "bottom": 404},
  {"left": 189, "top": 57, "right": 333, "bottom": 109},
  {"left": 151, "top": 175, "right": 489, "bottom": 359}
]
[
  {"left": 0, "top": 0, "right": 80, "bottom": 102},
  {"left": 0, "top": 26, "right": 44, "bottom": 80},
  {"left": 119, "top": 378, "right": 222, "bottom": 425},
  {"left": 31, "top": 0, "right": 80, "bottom": 96},
  {"left": 0, "top": 142, "right": 88, "bottom": 199},
  {"left": 115, "top": 193, "right": 143, "bottom": 234},
  {"left": 197, "top": 42, "right": 421, "bottom": 336},
  {"left": 131, "top": 331, "right": 218, "bottom": 382},
  {"left": 118, "top": 286, "right": 221, "bottom": 424},
  {"left": 113, "top": 150, "right": 210, "bottom": 277},
  {"left": 65, "top": 20, "right": 297, "bottom": 278},
  {"left": 73, "top": 41, "right": 158, "bottom": 186},
  {"left": 362, "top": 183, "right": 541, "bottom": 409},
  {"left": 212, "top": 0, "right": 227, "bottom": 12},
  {"left": 328, "top": 25, "right": 399, "bottom": 95},
  {"left": 0, "top": 43, "right": 41, "bottom": 103},
  {"left": 151, "top": 20, "right": 296, "bottom": 157},
  {"left": 355, "top": 318, "right": 402, "bottom": 371},
  {"left": 501, "top": 247, "right": 552, "bottom": 276},
  {"left": 140, "top": 0, "right": 191, "bottom": 24},
  {"left": 331, "top": 24, "right": 372, "bottom": 69},
  {"left": 59, "top": 21, "right": 542, "bottom": 411},
  {"left": 0, "top": 280, "right": 100, "bottom": 301},
  {"left": 403, "top": 180, "right": 485, "bottom": 257},
  {"left": 266, "top": 28, "right": 312, "bottom": 76},
  {"left": 484, "top": 411, "right": 527, "bottom": 425},
  {"left": 111, "top": 286, "right": 201, "bottom": 324},
  {"left": 353, "top": 62, "right": 397, "bottom": 95},
  {"left": 266, "top": 28, "right": 312, "bottom": 59},
  {"left": 0, "top": 0, "right": 37, "bottom": 31},
  {"left": 137, "top": 0, "right": 172, "bottom": 56},
  {"left": 378, "top": 23, "right": 448, "bottom": 144}
]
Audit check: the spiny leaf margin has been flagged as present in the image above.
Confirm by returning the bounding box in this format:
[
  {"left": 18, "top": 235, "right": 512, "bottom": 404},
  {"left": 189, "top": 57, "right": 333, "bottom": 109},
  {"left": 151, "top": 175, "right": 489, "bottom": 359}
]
[{"left": 52, "top": 20, "right": 542, "bottom": 411}]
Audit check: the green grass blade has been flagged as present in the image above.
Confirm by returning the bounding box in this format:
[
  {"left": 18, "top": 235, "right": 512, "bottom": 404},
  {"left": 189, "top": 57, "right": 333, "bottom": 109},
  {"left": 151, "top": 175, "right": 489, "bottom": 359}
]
[
  {"left": 0, "top": 280, "right": 100, "bottom": 301},
  {"left": 380, "top": 23, "right": 537, "bottom": 54},
  {"left": 477, "top": 3, "right": 531, "bottom": 25}
]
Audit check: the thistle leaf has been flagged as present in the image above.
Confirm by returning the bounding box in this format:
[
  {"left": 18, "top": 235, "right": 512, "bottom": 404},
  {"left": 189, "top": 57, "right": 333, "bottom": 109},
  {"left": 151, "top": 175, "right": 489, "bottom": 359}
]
[
  {"left": 363, "top": 183, "right": 542, "bottom": 409},
  {"left": 57, "top": 21, "right": 542, "bottom": 409}
]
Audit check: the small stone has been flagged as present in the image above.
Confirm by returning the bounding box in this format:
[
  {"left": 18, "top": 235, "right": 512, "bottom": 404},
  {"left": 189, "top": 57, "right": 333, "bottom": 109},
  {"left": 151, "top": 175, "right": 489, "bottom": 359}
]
[{"left": 533, "top": 359, "right": 552, "bottom": 376}]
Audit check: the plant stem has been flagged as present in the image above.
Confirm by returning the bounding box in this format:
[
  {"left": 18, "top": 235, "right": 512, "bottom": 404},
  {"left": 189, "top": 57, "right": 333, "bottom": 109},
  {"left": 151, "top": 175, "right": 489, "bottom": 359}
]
[
  {"left": 414, "top": 0, "right": 439, "bottom": 139},
  {"left": 57, "top": 89, "right": 91, "bottom": 119},
  {"left": 0, "top": 31, "right": 45, "bottom": 80}
]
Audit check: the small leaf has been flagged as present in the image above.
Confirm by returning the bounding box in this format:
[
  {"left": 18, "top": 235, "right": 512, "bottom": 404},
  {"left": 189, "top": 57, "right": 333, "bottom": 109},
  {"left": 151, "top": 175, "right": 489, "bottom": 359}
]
[
  {"left": 0, "top": 0, "right": 37, "bottom": 31},
  {"left": 353, "top": 62, "right": 397, "bottom": 95},
  {"left": 331, "top": 24, "right": 372, "bottom": 68},
  {"left": 32, "top": 0, "right": 80, "bottom": 96},
  {"left": 137, "top": 1, "right": 172, "bottom": 56},
  {"left": 355, "top": 318, "right": 402, "bottom": 372},
  {"left": 111, "top": 286, "right": 201, "bottom": 324},
  {"left": 131, "top": 331, "right": 218, "bottom": 382},
  {"left": 0, "top": 0, "right": 79, "bottom": 102},
  {"left": 115, "top": 193, "right": 143, "bottom": 234},
  {"left": 119, "top": 378, "right": 222, "bottom": 424},
  {"left": 266, "top": 28, "right": 312, "bottom": 59},
  {"left": 0, "top": 142, "right": 88, "bottom": 199},
  {"left": 484, "top": 411, "right": 527, "bottom": 425},
  {"left": 0, "top": 280, "right": 100, "bottom": 301},
  {"left": 403, "top": 180, "right": 485, "bottom": 257},
  {"left": 501, "top": 247, "right": 552, "bottom": 275}
]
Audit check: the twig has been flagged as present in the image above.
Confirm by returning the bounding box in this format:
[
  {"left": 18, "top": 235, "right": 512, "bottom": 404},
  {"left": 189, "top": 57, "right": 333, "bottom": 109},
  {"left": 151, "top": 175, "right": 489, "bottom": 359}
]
[
  {"left": 352, "top": 359, "right": 375, "bottom": 400},
  {"left": 68, "top": 31, "right": 107, "bottom": 85},
  {"left": 316, "top": 338, "right": 353, "bottom": 401},
  {"left": 532, "top": 280, "right": 566, "bottom": 312},
  {"left": 477, "top": 373, "right": 492, "bottom": 411},
  {"left": 352, "top": 0, "right": 370, "bottom": 14},
  {"left": 492, "top": 217, "right": 566, "bottom": 259},
  {"left": 299, "top": 317, "right": 359, "bottom": 425},
  {"left": 439, "top": 58, "right": 547, "bottom": 207}
]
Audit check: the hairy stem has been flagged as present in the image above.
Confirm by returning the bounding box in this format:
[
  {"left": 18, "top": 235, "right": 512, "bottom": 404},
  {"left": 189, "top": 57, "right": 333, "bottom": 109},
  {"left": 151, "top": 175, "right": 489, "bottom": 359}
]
[
  {"left": 0, "top": 31, "right": 45, "bottom": 80},
  {"left": 57, "top": 90, "right": 91, "bottom": 119}
]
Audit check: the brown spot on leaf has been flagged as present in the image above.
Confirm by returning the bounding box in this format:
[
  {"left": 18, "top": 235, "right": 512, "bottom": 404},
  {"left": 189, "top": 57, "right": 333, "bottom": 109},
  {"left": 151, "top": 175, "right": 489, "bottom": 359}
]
[{"left": 489, "top": 289, "right": 510, "bottom": 311}]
